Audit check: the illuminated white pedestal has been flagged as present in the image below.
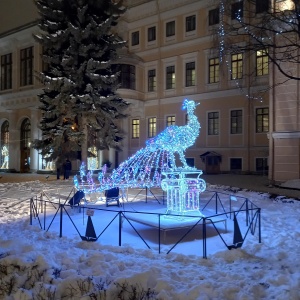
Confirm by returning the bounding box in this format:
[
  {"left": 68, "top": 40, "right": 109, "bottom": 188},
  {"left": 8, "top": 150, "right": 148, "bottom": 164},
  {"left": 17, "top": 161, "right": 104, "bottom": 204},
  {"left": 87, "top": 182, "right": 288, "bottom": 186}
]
[{"left": 161, "top": 169, "right": 206, "bottom": 217}]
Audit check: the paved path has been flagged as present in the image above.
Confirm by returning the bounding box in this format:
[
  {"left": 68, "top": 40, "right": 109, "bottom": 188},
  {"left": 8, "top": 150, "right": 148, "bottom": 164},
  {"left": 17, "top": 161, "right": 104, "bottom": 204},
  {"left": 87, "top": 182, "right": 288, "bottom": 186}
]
[{"left": 0, "top": 172, "right": 299, "bottom": 199}]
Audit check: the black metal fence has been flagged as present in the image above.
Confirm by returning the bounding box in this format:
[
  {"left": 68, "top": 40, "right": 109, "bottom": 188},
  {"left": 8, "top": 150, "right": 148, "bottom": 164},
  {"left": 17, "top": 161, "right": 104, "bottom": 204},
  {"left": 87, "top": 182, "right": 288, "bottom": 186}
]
[{"left": 29, "top": 189, "right": 261, "bottom": 258}]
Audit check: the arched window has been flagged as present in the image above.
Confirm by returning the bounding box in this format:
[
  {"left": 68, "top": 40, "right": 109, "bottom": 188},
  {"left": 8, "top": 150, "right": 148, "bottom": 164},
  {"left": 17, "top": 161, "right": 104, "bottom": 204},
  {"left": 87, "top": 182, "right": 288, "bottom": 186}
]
[
  {"left": 1, "top": 121, "right": 9, "bottom": 169},
  {"left": 20, "top": 118, "right": 31, "bottom": 149}
]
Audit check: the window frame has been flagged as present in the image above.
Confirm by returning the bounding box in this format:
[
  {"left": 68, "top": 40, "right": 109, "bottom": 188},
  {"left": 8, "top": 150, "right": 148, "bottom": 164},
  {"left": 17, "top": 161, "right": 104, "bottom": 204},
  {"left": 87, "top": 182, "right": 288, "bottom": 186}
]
[
  {"left": 147, "top": 26, "right": 156, "bottom": 42},
  {"left": 256, "top": 49, "right": 269, "bottom": 76},
  {"left": 185, "top": 61, "right": 196, "bottom": 87},
  {"left": 256, "top": 107, "right": 269, "bottom": 133},
  {"left": 209, "top": 57, "right": 219, "bottom": 84},
  {"left": 230, "top": 110, "right": 243, "bottom": 134},
  {"left": 131, "top": 31, "right": 139, "bottom": 46},
  {"left": 208, "top": 112, "right": 219, "bottom": 135},
  {"left": 148, "top": 69, "right": 156, "bottom": 92},
  {"left": 118, "top": 64, "right": 136, "bottom": 90},
  {"left": 20, "top": 47, "right": 33, "bottom": 87},
  {"left": 166, "top": 20, "right": 175, "bottom": 37},
  {"left": 166, "top": 65, "right": 175, "bottom": 90},
  {"left": 230, "top": 158, "right": 242, "bottom": 171},
  {"left": 148, "top": 117, "right": 157, "bottom": 138},
  {"left": 256, "top": 157, "right": 268, "bottom": 173},
  {"left": 166, "top": 116, "right": 176, "bottom": 127},
  {"left": 131, "top": 119, "right": 140, "bottom": 139},
  {"left": 1, "top": 53, "right": 12, "bottom": 90},
  {"left": 208, "top": 7, "right": 220, "bottom": 26},
  {"left": 185, "top": 15, "right": 196, "bottom": 32},
  {"left": 231, "top": 53, "right": 243, "bottom": 80}
]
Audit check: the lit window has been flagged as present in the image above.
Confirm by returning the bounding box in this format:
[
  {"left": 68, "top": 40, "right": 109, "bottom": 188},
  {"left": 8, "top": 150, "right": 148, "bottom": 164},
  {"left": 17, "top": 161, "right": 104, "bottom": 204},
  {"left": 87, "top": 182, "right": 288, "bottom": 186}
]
[
  {"left": 231, "top": 110, "right": 242, "bottom": 134},
  {"left": 132, "top": 119, "right": 140, "bottom": 139},
  {"left": 256, "top": 49, "right": 269, "bottom": 76},
  {"left": 186, "top": 15, "right": 196, "bottom": 32},
  {"left": 148, "top": 69, "right": 156, "bottom": 92},
  {"left": 209, "top": 58, "right": 219, "bottom": 83},
  {"left": 20, "top": 47, "right": 33, "bottom": 86},
  {"left": 186, "top": 62, "right": 195, "bottom": 87},
  {"left": 148, "top": 117, "right": 156, "bottom": 137},
  {"left": 275, "top": 0, "right": 294, "bottom": 12},
  {"left": 166, "top": 66, "right": 175, "bottom": 89},
  {"left": 1, "top": 53, "right": 12, "bottom": 90},
  {"left": 209, "top": 7, "right": 219, "bottom": 26},
  {"left": 166, "top": 116, "right": 175, "bottom": 127},
  {"left": 231, "top": 53, "right": 243, "bottom": 79},
  {"left": 208, "top": 112, "right": 219, "bottom": 135},
  {"left": 131, "top": 31, "right": 139, "bottom": 46},
  {"left": 256, "top": 108, "right": 269, "bottom": 133},
  {"left": 166, "top": 21, "right": 175, "bottom": 37}
]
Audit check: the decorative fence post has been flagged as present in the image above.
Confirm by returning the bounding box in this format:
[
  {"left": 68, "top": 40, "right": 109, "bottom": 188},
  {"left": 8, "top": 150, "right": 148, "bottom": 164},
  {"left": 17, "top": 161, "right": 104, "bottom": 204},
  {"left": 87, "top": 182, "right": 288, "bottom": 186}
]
[{"left": 59, "top": 204, "right": 63, "bottom": 238}]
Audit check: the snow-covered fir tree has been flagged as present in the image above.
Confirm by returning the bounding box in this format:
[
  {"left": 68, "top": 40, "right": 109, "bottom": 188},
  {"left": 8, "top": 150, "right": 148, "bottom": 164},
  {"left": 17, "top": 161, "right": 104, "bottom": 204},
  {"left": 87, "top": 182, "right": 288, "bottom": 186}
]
[{"left": 33, "top": 0, "right": 129, "bottom": 167}]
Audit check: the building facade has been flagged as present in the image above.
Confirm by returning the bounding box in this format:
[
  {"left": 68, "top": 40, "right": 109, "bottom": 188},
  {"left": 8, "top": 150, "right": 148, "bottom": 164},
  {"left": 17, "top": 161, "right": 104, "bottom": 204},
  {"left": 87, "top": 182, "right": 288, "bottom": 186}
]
[{"left": 0, "top": 0, "right": 298, "bottom": 183}]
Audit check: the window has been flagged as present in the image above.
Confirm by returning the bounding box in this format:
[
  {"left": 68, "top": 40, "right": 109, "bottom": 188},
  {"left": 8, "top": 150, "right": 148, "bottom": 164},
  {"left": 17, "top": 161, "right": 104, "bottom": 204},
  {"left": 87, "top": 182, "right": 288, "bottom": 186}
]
[
  {"left": 231, "top": 1, "right": 243, "bottom": 20},
  {"left": 209, "top": 57, "right": 219, "bottom": 83},
  {"left": 208, "top": 112, "right": 219, "bottom": 135},
  {"left": 148, "top": 26, "right": 156, "bottom": 42},
  {"left": 148, "top": 117, "right": 156, "bottom": 138},
  {"left": 231, "top": 110, "right": 243, "bottom": 134},
  {"left": 256, "top": 49, "right": 269, "bottom": 76},
  {"left": 209, "top": 7, "right": 219, "bottom": 25},
  {"left": 231, "top": 53, "right": 243, "bottom": 79},
  {"left": 256, "top": 158, "right": 268, "bottom": 173},
  {"left": 131, "top": 31, "right": 139, "bottom": 46},
  {"left": 118, "top": 64, "right": 136, "bottom": 90},
  {"left": 148, "top": 69, "right": 156, "bottom": 92},
  {"left": 186, "top": 62, "right": 195, "bottom": 87},
  {"left": 1, "top": 121, "right": 9, "bottom": 169},
  {"left": 20, "top": 118, "right": 31, "bottom": 149},
  {"left": 230, "top": 158, "right": 242, "bottom": 171},
  {"left": 132, "top": 119, "right": 140, "bottom": 139},
  {"left": 256, "top": 0, "right": 269, "bottom": 14},
  {"left": 166, "top": 116, "right": 175, "bottom": 127},
  {"left": 166, "top": 66, "right": 175, "bottom": 89},
  {"left": 20, "top": 47, "right": 33, "bottom": 86},
  {"left": 256, "top": 108, "right": 269, "bottom": 133},
  {"left": 1, "top": 53, "right": 12, "bottom": 90},
  {"left": 186, "top": 15, "right": 196, "bottom": 32},
  {"left": 275, "top": 0, "right": 294, "bottom": 12},
  {"left": 166, "top": 21, "right": 175, "bottom": 37},
  {"left": 186, "top": 157, "right": 195, "bottom": 168}
]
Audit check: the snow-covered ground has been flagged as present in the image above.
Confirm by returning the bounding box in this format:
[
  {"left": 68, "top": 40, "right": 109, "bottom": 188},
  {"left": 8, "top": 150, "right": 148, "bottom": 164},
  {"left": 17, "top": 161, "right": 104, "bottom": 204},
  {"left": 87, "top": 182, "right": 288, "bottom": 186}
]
[{"left": 0, "top": 180, "right": 300, "bottom": 300}]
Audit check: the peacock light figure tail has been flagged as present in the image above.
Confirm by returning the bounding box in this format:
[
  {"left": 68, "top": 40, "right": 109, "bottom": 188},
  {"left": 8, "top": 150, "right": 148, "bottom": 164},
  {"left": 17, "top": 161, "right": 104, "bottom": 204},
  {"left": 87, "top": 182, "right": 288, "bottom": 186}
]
[{"left": 75, "top": 99, "right": 201, "bottom": 192}]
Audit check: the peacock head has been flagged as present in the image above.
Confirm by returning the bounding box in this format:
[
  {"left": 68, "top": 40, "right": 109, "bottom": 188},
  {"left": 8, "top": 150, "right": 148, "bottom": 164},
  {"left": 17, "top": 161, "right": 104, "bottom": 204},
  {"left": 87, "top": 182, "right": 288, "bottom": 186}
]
[{"left": 182, "top": 99, "right": 199, "bottom": 112}]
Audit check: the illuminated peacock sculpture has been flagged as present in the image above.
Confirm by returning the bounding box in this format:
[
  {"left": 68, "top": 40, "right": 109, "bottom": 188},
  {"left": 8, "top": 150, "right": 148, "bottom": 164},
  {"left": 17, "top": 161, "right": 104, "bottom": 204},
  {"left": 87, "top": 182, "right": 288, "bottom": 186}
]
[{"left": 74, "top": 99, "right": 205, "bottom": 197}]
